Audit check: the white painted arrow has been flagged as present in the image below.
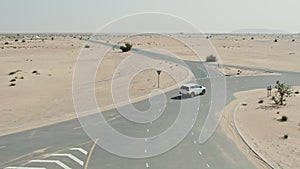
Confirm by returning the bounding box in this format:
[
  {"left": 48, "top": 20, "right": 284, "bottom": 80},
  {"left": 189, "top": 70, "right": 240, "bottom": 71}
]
[
  {"left": 30, "top": 160, "right": 71, "bottom": 169},
  {"left": 50, "top": 154, "right": 84, "bottom": 166},
  {"left": 69, "top": 148, "right": 88, "bottom": 155}
]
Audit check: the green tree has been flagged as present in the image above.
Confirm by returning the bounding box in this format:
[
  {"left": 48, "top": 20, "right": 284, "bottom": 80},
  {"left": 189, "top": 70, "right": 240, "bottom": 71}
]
[{"left": 274, "top": 81, "right": 292, "bottom": 105}]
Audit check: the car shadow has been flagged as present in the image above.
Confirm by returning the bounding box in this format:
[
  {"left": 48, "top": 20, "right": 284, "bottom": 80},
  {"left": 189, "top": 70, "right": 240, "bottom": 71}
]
[{"left": 170, "top": 93, "right": 205, "bottom": 100}]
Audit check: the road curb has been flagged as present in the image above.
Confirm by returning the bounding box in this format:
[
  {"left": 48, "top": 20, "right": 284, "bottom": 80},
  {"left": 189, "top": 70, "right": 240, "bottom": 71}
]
[{"left": 232, "top": 99, "right": 276, "bottom": 169}]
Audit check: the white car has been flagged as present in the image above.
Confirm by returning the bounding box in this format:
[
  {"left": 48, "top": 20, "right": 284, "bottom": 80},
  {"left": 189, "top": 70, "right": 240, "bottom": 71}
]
[{"left": 179, "top": 83, "right": 206, "bottom": 97}]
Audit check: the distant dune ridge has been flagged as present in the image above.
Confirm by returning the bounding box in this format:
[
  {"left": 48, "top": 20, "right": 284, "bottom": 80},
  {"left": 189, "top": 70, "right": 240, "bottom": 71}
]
[{"left": 232, "top": 28, "right": 289, "bottom": 34}]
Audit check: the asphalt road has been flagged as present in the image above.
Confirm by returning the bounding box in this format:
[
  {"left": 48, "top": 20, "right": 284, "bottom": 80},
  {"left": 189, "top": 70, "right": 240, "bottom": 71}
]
[{"left": 1, "top": 41, "right": 300, "bottom": 169}]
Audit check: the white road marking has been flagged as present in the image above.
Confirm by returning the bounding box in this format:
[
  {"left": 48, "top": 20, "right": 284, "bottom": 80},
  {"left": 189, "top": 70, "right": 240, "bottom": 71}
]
[
  {"left": 29, "top": 130, "right": 37, "bottom": 138},
  {"left": 107, "top": 116, "right": 117, "bottom": 122},
  {"left": 191, "top": 132, "right": 194, "bottom": 136},
  {"left": 73, "top": 126, "right": 84, "bottom": 130},
  {"left": 50, "top": 153, "right": 84, "bottom": 166},
  {"left": 70, "top": 148, "right": 88, "bottom": 155},
  {"left": 0, "top": 145, "right": 6, "bottom": 149},
  {"left": 193, "top": 140, "right": 197, "bottom": 144},
  {"left": 146, "top": 129, "right": 150, "bottom": 132},
  {"left": 145, "top": 162, "right": 149, "bottom": 168},
  {"left": 206, "top": 163, "right": 210, "bottom": 168},
  {"left": 145, "top": 138, "right": 148, "bottom": 142},
  {"left": 73, "top": 115, "right": 121, "bottom": 130},
  {"left": 30, "top": 160, "right": 71, "bottom": 169},
  {"left": 198, "top": 151, "right": 202, "bottom": 155},
  {"left": 5, "top": 167, "right": 46, "bottom": 169},
  {"left": 144, "top": 149, "right": 147, "bottom": 153}
]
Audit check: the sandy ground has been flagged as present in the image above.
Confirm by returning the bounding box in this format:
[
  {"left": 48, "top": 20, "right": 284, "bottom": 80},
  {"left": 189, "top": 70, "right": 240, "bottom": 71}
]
[
  {"left": 210, "top": 34, "right": 300, "bottom": 73},
  {"left": 221, "top": 87, "right": 300, "bottom": 169},
  {"left": 216, "top": 66, "right": 279, "bottom": 77},
  {"left": 0, "top": 34, "right": 196, "bottom": 136}
]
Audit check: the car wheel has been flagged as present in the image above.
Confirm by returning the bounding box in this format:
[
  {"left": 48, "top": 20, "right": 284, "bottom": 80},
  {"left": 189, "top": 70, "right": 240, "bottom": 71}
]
[{"left": 201, "top": 89, "right": 206, "bottom": 95}]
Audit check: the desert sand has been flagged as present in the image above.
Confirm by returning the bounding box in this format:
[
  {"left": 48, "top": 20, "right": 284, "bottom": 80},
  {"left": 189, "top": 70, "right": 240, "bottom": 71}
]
[
  {"left": 221, "top": 87, "right": 300, "bottom": 169},
  {"left": 210, "top": 34, "right": 300, "bottom": 73},
  {"left": 0, "top": 34, "right": 196, "bottom": 136}
]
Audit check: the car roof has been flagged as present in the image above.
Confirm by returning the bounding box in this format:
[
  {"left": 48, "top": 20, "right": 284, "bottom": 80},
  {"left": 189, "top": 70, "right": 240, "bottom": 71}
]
[{"left": 182, "top": 83, "right": 199, "bottom": 87}]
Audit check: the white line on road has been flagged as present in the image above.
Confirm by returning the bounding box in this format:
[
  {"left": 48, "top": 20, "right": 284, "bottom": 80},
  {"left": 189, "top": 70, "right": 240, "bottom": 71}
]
[
  {"left": 70, "top": 148, "right": 88, "bottom": 155},
  {"left": 73, "top": 115, "right": 121, "bottom": 130},
  {"left": 50, "top": 154, "right": 84, "bottom": 166},
  {"left": 5, "top": 167, "right": 46, "bottom": 169},
  {"left": 73, "top": 126, "right": 83, "bottom": 130},
  {"left": 193, "top": 140, "right": 197, "bottom": 144},
  {"left": 145, "top": 162, "right": 149, "bottom": 168},
  {"left": 30, "top": 160, "right": 71, "bottom": 169},
  {"left": 0, "top": 145, "right": 6, "bottom": 149},
  {"left": 206, "top": 163, "right": 210, "bottom": 168},
  {"left": 198, "top": 151, "right": 202, "bottom": 155},
  {"left": 146, "top": 129, "right": 150, "bottom": 132}
]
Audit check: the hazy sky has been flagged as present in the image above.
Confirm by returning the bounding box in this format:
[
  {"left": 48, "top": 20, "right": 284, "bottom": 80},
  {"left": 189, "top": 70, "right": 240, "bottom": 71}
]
[{"left": 0, "top": 0, "right": 299, "bottom": 33}]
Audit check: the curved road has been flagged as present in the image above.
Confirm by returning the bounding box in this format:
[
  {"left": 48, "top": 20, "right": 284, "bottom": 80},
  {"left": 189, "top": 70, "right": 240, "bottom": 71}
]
[{"left": 1, "top": 46, "right": 300, "bottom": 169}]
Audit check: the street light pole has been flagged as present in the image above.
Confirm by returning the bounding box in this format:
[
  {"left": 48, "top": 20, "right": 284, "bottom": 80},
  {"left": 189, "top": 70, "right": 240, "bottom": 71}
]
[{"left": 156, "top": 70, "right": 162, "bottom": 88}]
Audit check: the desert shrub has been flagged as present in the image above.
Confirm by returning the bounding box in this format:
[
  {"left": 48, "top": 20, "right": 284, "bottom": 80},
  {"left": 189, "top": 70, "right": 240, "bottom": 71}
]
[
  {"left": 251, "top": 37, "right": 254, "bottom": 40},
  {"left": 84, "top": 44, "right": 90, "bottom": 48},
  {"left": 274, "top": 81, "right": 292, "bottom": 105},
  {"left": 4, "top": 42, "right": 9, "bottom": 45},
  {"left": 281, "top": 115, "right": 288, "bottom": 121},
  {"left": 206, "top": 54, "right": 217, "bottom": 62},
  {"left": 51, "top": 37, "right": 54, "bottom": 40},
  {"left": 120, "top": 43, "right": 132, "bottom": 52},
  {"left": 15, "top": 39, "right": 18, "bottom": 42},
  {"left": 292, "top": 39, "right": 295, "bottom": 42},
  {"left": 32, "top": 70, "right": 38, "bottom": 74},
  {"left": 9, "top": 83, "right": 16, "bottom": 87},
  {"left": 258, "top": 100, "right": 264, "bottom": 104},
  {"left": 274, "top": 39, "right": 278, "bottom": 42},
  {"left": 295, "top": 91, "right": 299, "bottom": 94},
  {"left": 22, "top": 39, "right": 25, "bottom": 43},
  {"left": 8, "top": 71, "right": 16, "bottom": 75},
  {"left": 283, "top": 134, "right": 288, "bottom": 139}
]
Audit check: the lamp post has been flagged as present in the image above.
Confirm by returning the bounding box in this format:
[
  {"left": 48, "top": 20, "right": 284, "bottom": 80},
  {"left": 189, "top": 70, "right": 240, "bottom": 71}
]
[{"left": 156, "top": 70, "right": 162, "bottom": 88}]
